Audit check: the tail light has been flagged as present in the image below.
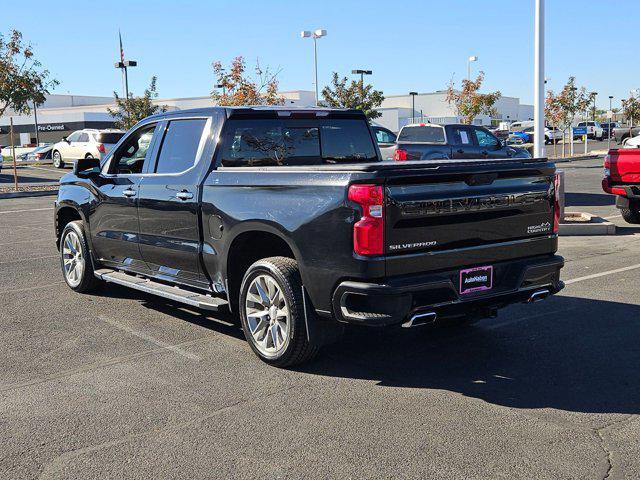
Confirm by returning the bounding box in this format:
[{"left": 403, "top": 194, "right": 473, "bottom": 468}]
[
  {"left": 348, "top": 184, "right": 384, "bottom": 256},
  {"left": 394, "top": 148, "right": 407, "bottom": 161},
  {"left": 553, "top": 173, "right": 560, "bottom": 233},
  {"left": 97, "top": 143, "right": 106, "bottom": 153},
  {"left": 603, "top": 154, "right": 611, "bottom": 178}
]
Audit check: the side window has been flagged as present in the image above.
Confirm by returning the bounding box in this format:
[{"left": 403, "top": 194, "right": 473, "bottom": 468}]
[
  {"left": 77, "top": 133, "right": 89, "bottom": 142},
  {"left": 474, "top": 128, "right": 500, "bottom": 148},
  {"left": 375, "top": 128, "right": 396, "bottom": 144},
  {"left": 450, "top": 127, "right": 472, "bottom": 145},
  {"left": 66, "top": 132, "right": 81, "bottom": 142},
  {"left": 154, "top": 119, "right": 207, "bottom": 174},
  {"left": 109, "top": 123, "right": 158, "bottom": 175}
]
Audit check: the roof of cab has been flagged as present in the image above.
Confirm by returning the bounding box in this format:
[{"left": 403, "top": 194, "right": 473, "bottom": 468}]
[{"left": 145, "top": 105, "right": 364, "bottom": 121}]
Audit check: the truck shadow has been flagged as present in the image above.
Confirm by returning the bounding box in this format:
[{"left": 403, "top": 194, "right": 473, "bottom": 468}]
[
  {"left": 565, "top": 192, "right": 615, "bottom": 207},
  {"left": 304, "top": 295, "right": 640, "bottom": 415}
]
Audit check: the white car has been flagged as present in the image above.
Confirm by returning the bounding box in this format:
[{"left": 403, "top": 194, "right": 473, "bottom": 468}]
[
  {"left": 622, "top": 134, "right": 640, "bottom": 149},
  {"left": 521, "top": 126, "right": 563, "bottom": 144},
  {"left": 574, "top": 121, "right": 603, "bottom": 141},
  {"left": 52, "top": 129, "right": 125, "bottom": 168}
]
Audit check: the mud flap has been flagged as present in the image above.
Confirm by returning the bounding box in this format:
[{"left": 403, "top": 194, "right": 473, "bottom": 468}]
[{"left": 302, "top": 286, "right": 344, "bottom": 347}]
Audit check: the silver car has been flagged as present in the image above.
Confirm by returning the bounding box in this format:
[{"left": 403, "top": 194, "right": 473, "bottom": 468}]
[
  {"left": 52, "top": 129, "right": 125, "bottom": 168},
  {"left": 372, "top": 125, "right": 397, "bottom": 160}
]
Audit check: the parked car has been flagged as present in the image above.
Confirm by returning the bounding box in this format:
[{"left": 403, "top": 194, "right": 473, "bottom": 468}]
[
  {"left": 612, "top": 125, "right": 640, "bottom": 145},
  {"left": 600, "top": 122, "right": 619, "bottom": 139},
  {"left": 508, "top": 121, "right": 534, "bottom": 132},
  {"left": 393, "top": 123, "right": 531, "bottom": 161},
  {"left": 602, "top": 148, "right": 640, "bottom": 223},
  {"left": 512, "top": 126, "right": 562, "bottom": 145},
  {"left": 55, "top": 106, "right": 563, "bottom": 366},
  {"left": 621, "top": 134, "right": 640, "bottom": 149},
  {"left": 0, "top": 147, "right": 3, "bottom": 173},
  {"left": 52, "top": 129, "right": 126, "bottom": 168},
  {"left": 17, "top": 145, "right": 53, "bottom": 162},
  {"left": 371, "top": 125, "right": 397, "bottom": 160},
  {"left": 573, "top": 121, "right": 603, "bottom": 141}
]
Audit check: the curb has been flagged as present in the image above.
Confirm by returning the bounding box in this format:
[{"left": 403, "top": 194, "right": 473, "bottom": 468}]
[
  {"left": 559, "top": 213, "right": 616, "bottom": 236},
  {"left": 0, "top": 189, "right": 58, "bottom": 200},
  {"left": 552, "top": 154, "right": 600, "bottom": 163}
]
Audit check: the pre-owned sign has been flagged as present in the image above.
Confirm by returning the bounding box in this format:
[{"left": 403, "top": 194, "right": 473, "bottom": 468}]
[{"left": 37, "top": 124, "right": 66, "bottom": 131}]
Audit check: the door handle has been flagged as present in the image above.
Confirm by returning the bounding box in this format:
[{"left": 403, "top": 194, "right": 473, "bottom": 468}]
[
  {"left": 123, "top": 188, "right": 136, "bottom": 197},
  {"left": 457, "top": 149, "right": 464, "bottom": 154},
  {"left": 176, "top": 190, "right": 194, "bottom": 200}
]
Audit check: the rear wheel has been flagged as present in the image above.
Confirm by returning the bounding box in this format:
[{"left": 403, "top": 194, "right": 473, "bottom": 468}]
[
  {"left": 621, "top": 207, "right": 640, "bottom": 224},
  {"left": 60, "top": 220, "right": 100, "bottom": 292},
  {"left": 239, "top": 256, "right": 318, "bottom": 367},
  {"left": 52, "top": 151, "right": 65, "bottom": 168},
  {"left": 85, "top": 153, "right": 94, "bottom": 159}
]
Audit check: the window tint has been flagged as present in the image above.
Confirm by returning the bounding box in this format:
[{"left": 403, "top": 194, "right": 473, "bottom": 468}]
[
  {"left": 474, "top": 128, "right": 500, "bottom": 147},
  {"left": 220, "top": 118, "right": 377, "bottom": 167},
  {"left": 66, "top": 132, "right": 81, "bottom": 142},
  {"left": 154, "top": 119, "right": 207, "bottom": 174},
  {"left": 77, "top": 133, "right": 89, "bottom": 142},
  {"left": 98, "top": 132, "right": 125, "bottom": 144},
  {"left": 109, "top": 123, "right": 158, "bottom": 175},
  {"left": 374, "top": 128, "right": 396, "bottom": 144},
  {"left": 320, "top": 120, "right": 377, "bottom": 163},
  {"left": 450, "top": 127, "right": 472, "bottom": 145},
  {"left": 398, "top": 126, "right": 445, "bottom": 143}
]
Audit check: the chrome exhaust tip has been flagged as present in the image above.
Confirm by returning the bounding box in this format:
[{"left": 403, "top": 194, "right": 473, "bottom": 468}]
[
  {"left": 402, "top": 311, "right": 437, "bottom": 328},
  {"left": 527, "top": 289, "right": 550, "bottom": 303}
]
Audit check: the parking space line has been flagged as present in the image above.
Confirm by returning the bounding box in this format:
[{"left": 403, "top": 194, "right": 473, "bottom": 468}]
[
  {"left": 20, "top": 165, "right": 62, "bottom": 173},
  {"left": 98, "top": 315, "right": 201, "bottom": 361},
  {"left": 604, "top": 214, "right": 622, "bottom": 220},
  {"left": 2, "top": 282, "right": 63, "bottom": 294},
  {"left": 565, "top": 262, "right": 640, "bottom": 285},
  {"left": 0, "top": 254, "right": 57, "bottom": 265},
  {"left": 0, "top": 207, "right": 54, "bottom": 214}
]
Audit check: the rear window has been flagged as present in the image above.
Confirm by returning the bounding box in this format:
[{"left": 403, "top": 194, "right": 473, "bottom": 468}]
[
  {"left": 97, "top": 132, "right": 125, "bottom": 144},
  {"left": 219, "top": 118, "right": 377, "bottom": 167},
  {"left": 398, "top": 126, "right": 445, "bottom": 143}
]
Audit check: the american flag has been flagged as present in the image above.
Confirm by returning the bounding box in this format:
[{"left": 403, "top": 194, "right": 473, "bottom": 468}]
[{"left": 118, "top": 30, "right": 124, "bottom": 63}]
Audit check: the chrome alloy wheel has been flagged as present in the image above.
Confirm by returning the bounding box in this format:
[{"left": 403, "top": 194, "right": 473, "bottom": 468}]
[
  {"left": 245, "top": 274, "right": 290, "bottom": 357},
  {"left": 62, "top": 230, "right": 84, "bottom": 287}
]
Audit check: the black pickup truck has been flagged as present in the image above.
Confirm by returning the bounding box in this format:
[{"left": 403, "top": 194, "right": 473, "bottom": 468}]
[
  {"left": 55, "top": 107, "right": 564, "bottom": 367},
  {"left": 393, "top": 123, "right": 531, "bottom": 161}
]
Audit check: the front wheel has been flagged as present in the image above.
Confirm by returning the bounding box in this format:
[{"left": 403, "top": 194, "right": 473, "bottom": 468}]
[
  {"left": 60, "top": 221, "right": 100, "bottom": 292},
  {"left": 52, "top": 151, "right": 65, "bottom": 168},
  {"left": 621, "top": 207, "right": 640, "bottom": 224},
  {"left": 239, "top": 256, "right": 318, "bottom": 367}
]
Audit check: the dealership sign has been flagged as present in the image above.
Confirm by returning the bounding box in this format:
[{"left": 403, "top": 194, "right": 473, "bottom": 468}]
[{"left": 38, "top": 124, "right": 66, "bottom": 131}]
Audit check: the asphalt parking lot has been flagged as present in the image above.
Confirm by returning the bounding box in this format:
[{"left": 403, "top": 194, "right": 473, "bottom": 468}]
[
  {"left": 2, "top": 155, "right": 640, "bottom": 479},
  {"left": 0, "top": 163, "right": 66, "bottom": 186}
]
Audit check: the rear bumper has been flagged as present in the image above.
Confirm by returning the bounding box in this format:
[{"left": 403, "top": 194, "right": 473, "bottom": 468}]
[
  {"left": 332, "top": 254, "right": 564, "bottom": 326},
  {"left": 603, "top": 178, "right": 640, "bottom": 199}
]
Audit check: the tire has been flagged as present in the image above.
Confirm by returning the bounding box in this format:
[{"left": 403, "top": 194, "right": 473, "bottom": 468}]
[
  {"left": 621, "top": 207, "right": 640, "bottom": 224},
  {"left": 85, "top": 154, "right": 94, "bottom": 159},
  {"left": 52, "top": 151, "right": 65, "bottom": 168},
  {"left": 60, "top": 220, "right": 100, "bottom": 293},
  {"left": 239, "top": 256, "right": 319, "bottom": 367}
]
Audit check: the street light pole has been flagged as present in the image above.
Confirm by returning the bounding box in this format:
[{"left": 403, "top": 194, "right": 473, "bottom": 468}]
[
  {"left": 33, "top": 101, "right": 40, "bottom": 145},
  {"left": 533, "top": 0, "right": 545, "bottom": 158},
  {"left": 301, "top": 29, "right": 327, "bottom": 106},
  {"left": 467, "top": 56, "right": 478, "bottom": 82},
  {"left": 608, "top": 95, "right": 613, "bottom": 151},
  {"left": 409, "top": 92, "right": 418, "bottom": 124},
  {"left": 351, "top": 69, "right": 372, "bottom": 108}
]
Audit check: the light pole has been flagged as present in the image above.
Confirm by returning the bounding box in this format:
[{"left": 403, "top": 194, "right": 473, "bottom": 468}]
[
  {"left": 570, "top": 86, "right": 577, "bottom": 156},
  {"left": 351, "top": 69, "right": 372, "bottom": 108},
  {"left": 301, "top": 29, "right": 327, "bottom": 106},
  {"left": 33, "top": 101, "right": 40, "bottom": 145},
  {"left": 533, "top": 0, "right": 545, "bottom": 158},
  {"left": 608, "top": 95, "right": 613, "bottom": 151},
  {"left": 114, "top": 60, "right": 137, "bottom": 99},
  {"left": 591, "top": 92, "right": 598, "bottom": 121},
  {"left": 467, "top": 56, "right": 478, "bottom": 82},
  {"left": 409, "top": 92, "right": 418, "bottom": 124}
]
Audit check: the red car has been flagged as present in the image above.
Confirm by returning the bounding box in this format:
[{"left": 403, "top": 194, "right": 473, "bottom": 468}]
[{"left": 602, "top": 149, "right": 640, "bottom": 223}]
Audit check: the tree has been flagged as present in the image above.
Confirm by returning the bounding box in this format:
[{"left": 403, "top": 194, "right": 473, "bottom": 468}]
[
  {"left": 0, "top": 29, "right": 58, "bottom": 118},
  {"left": 107, "top": 76, "right": 167, "bottom": 130},
  {"left": 547, "top": 77, "right": 590, "bottom": 157},
  {"left": 321, "top": 72, "right": 385, "bottom": 120},
  {"left": 211, "top": 56, "right": 283, "bottom": 106},
  {"left": 445, "top": 72, "right": 501, "bottom": 124},
  {"left": 622, "top": 92, "right": 640, "bottom": 126},
  {"left": 545, "top": 90, "right": 563, "bottom": 158}
]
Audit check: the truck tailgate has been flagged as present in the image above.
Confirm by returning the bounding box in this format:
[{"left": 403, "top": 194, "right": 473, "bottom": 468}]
[
  {"left": 383, "top": 162, "right": 556, "bottom": 276},
  {"left": 609, "top": 149, "right": 640, "bottom": 183}
]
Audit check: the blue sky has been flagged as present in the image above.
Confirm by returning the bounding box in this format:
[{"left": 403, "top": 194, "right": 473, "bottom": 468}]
[{"left": 3, "top": 0, "right": 636, "bottom": 110}]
